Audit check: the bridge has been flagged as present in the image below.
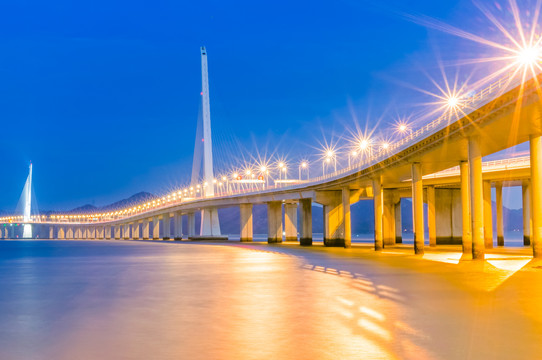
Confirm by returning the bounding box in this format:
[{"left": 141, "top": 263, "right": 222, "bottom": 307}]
[{"left": 2, "top": 48, "right": 542, "bottom": 261}]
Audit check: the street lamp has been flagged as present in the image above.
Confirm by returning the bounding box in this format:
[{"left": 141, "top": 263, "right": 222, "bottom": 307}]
[
  {"left": 322, "top": 150, "right": 336, "bottom": 176},
  {"left": 348, "top": 150, "right": 358, "bottom": 167},
  {"left": 299, "top": 161, "right": 309, "bottom": 180}
]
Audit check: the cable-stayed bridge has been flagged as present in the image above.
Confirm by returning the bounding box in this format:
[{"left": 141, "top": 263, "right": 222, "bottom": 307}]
[{"left": 2, "top": 48, "right": 542, "bottom": 261}]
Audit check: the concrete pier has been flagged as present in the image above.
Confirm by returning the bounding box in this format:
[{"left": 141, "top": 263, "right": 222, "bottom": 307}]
[
  {"left": 523, "top": 181, "right": 532, "bottom": 246},
  {"left": 342, "top": 187, "right": 351, "bottom": 248},
  {"left": 411, "top": 162, "right": 424, "bottom": 255},
  {"left": 173, "top": 212, "right": 182, "bottom": 240},
  {"left": 239, "top": 204, "right": 253, "bottom": 242},
  {"left": 187, "top": 213, "right": 196, "bottom": 237},
  {"left": 152, "top": 216, "right": 160, "bottom": 240},
  {"left": 394, "top": 200, "right": 402, "bottom": 243},
  {"left": 114, "top": 225, "right": 121, "bottom": 240},
  {"left": 267, "top": 201, "right": 282, "bottom": 243},
  {"left": 123, "top": 223, "right": 130, "bottom": 240},
  {"left": 531, "top": 134, "right": 542, "bottom": 258},
  {"left": 383, "top": 190, "right": 396, "bottom": 246},
  {"left": 132, "top": 222, "right": 140, "bottom": 240},
  {"left": 427, "top": 185, "right": 436, "bottom": 247},
  {"left": 495, "top": 182, "right": 504, "bottom": 246},
  {"left": 299, "top": 198, "right": 312, "bottom": 246},
  {"left": 319, "top": 191, "right": 344, "bottom": 247},
  {"left": 483, "top": 180, "right": 493, "bottom": 249},
  {"left": 142, "top": 219, "right": 149, "bottom": 240},
  {"left": 284, "top": 203, "right": 298, "bottom": 242},
  {"left": 460, "top": 161, "right": 472, "bottom": 254},
  {"left": 469, "top": 136, "right": 485, "bottom": 260},
  {"left": 163, "top": 214, "right": 171, "bottom": 240},
  {"left": 373, "top": 178, "right": 383, "bottom": 251}
]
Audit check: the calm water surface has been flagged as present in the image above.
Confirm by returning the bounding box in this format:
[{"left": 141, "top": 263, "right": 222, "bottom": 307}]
[{"left": 0, "top": 240, "right": 541, "bottom": 359}]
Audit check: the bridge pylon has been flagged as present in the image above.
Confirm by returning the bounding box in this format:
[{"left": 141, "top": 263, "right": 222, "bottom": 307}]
[
  {"left": 22, "top": 163, "right": 33, "bottom": 238},
  {"left": 199, "top": 46, "right": 222, "bottom": 238}
]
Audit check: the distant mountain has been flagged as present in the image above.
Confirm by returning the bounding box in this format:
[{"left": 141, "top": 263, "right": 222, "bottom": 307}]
[
  {"left": 61, "top": 191, "right": 156, "bottom": 214},
  {"left": 99, "top": 192, "right": 155, "bottom": 212},
  {"left": 70, "top": 204, "right": 98, "bottom": 213}
]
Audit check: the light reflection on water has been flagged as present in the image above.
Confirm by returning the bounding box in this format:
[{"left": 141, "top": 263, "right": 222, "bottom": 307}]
[{"left": 0, "top": 240, "right": 540, "bottom": 359}]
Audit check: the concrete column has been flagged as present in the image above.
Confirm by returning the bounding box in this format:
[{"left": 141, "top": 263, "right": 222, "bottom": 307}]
[
  {"left": 267, "top": 201, "right": 282, "bottom": 243},
  {"left": 97, "top": 226, "right": 104, "bottom": 239},
  {"left": 495, "top": 182, "right": 504, "bottom": 246},
  {"left": 142, "top": 219, "right": 150, "bottom": 240},
  {"left": 460, "top": 161, "right": 472, "bottom": 254},
  {"left": 411, "top": 162, "right": 424, "bottom": 255},
  {"left": 152, "top": 216, "right": 160, "bottom": 240},
  {"left": 342, "top": 187, "right": 352, "bottom": 248},
  {"left": 188, "top": 213, "right": 196, "bottom": 237},
  {"left": 469, "top": 136, "right": 485, "bottom": 260},
  {"left": 395, "top": 200, "right": 402, "bottom": 243},
  {"left": 58, "top": 226, "right": 65, "bottom": 239},
  {"left": 373, "top": 177, "right": 383, "bottom": 251},
  {"left": 483, "top": 181, "right": 493, "bottom": 249},
  {"left": 240, "top": 204, "right": 253, "bottom": 242},
  {"left": 173, "top": 212, "right": 182, "bottom": 240},
  {"left": 284, "top": 203, "right": 298, "bottom": 242},
  {"left": 523, "top": 181, "right": 532, "bottom": 246},
  {"left": 299, "top": 198, "right": 312, "bottom": 246},
  {"left": 321, "top": 192, "right": 344, "bottom": 247},
  {"left": 114, "top": 225, "right": 121, "bottom": 240},
  {"left": 383, "top": 190, "right": 396, "bottom": 246},
  {"left": 133, "top": 222, "right": 140, "bottom": 240},
  {"left": 105, "top": 225, "right": 112, "bottom": 240},
  {"left": 427, "top": 185, "right": 436, "bottom": 247},
  {"left": 163, "top": 214, "right": 171, "bottom": 240},
  {"left": 89, "top": 226, "right": 96, "bottom": 240},
  {"left": 123, "top": 223, "right": 130, "bottom": 240},
  {"left": 67, "top": 227, "right": 74, "bottom": 239},
  {"left": 531, "top": 134, "right": 542, "bottom": 258},
  {"left": 49, "top": 226, "right": 54, "bottom": 239}
]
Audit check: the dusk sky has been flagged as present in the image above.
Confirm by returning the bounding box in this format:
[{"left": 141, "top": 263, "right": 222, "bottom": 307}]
[{"left": 0, "top": 0, "right": 530, "bottom": 211}]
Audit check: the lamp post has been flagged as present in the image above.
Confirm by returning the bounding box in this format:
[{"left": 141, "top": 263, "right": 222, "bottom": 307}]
[{"left": 299, "top": 161, "right": 309, "bottom": 180}]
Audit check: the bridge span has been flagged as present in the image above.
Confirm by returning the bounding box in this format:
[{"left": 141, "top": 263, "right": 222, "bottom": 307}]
[{"left": 2, "top": 71, "right": 542, "bottom": 261}]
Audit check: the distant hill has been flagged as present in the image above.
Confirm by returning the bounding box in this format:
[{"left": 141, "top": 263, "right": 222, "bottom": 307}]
[{"left": 61, "top": 191, "right": 155, "bottom": 214}]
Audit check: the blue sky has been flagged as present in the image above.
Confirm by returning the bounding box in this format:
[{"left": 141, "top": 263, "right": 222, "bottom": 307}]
[{"left": 0, "top": 0, "right": 529, "bottom": 210}]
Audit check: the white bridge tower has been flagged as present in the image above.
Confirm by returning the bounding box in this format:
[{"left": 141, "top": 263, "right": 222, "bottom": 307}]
[
  {"left": 199, "top": 46, "right": 221, "bottom": 237},
  {"left": 22, "top": 163, "right": 33, "bottom": 238}
]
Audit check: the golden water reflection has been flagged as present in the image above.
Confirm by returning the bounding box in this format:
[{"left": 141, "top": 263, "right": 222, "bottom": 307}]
[{"left": 0, "top": 240, "right": 541, "bottom": 359}]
